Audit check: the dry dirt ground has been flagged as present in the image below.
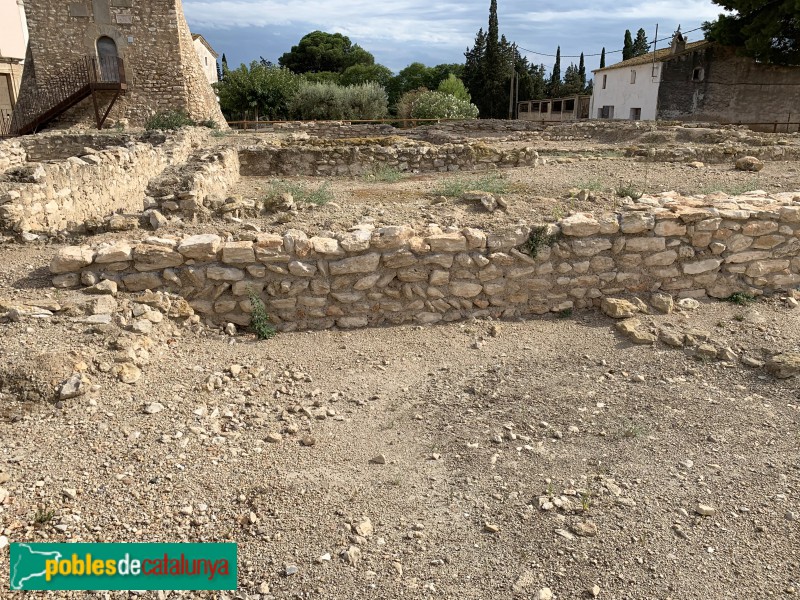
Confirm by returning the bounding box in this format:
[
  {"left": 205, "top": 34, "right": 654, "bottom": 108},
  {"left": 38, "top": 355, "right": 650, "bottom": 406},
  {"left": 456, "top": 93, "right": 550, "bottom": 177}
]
[
  {"left": 219, "top": 155, "right": 800, "bottom": 237},
  {"left": 1, "top": 146, "right": 800, "bottom": 599}
]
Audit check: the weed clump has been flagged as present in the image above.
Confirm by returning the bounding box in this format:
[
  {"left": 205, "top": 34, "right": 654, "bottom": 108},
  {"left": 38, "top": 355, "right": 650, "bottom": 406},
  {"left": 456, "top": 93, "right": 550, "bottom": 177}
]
[
  {"left": 523, "top": 226, "right": 560, "bottom": 258},
  {"left": 726, "top": 291, "right": 757, "bottom": 306},
  {"left": 248, "top": 290, "right": 277, "bottom": 340},
  {"left": 263, "top": 180, "right": 333, "bottom": 206}
]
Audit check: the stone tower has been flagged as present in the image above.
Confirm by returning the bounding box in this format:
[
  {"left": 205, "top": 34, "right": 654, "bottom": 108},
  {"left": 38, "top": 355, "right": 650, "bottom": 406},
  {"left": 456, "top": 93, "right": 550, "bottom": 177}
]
[{"left": 13, "top": 0, "right": 225, "bottom": 130}]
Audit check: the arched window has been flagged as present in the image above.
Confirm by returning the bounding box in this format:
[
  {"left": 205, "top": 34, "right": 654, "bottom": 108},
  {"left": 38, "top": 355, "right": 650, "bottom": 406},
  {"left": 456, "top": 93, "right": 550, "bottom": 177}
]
[{"left": 96, "top": 36, "right": 119, "bottom": 81}]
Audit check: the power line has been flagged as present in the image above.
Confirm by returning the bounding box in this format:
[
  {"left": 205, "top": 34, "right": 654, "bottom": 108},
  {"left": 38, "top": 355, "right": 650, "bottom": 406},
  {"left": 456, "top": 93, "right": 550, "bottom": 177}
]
[{"left": 514, "top": 26, "right": 704, "bottom": 58}]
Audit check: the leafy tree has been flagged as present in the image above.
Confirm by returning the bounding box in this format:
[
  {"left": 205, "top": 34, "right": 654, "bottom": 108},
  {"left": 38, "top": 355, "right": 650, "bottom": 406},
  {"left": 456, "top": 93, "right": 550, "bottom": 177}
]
[
  {"left": 214, "top": 62, "right": 300, "bottom": 121},
  {"left": 340, "top": 63, "right": 393, "bottom": 88},
  {"left": 396, "top": 87, "right": 429, "bottom": 120},
  {"left": 562, "top": 63, "right": 583, "bottom": 95},
  {"left": 547, "top": 46, "right": 562, "bottom": 98},
  {"left": 388, "top": 62, "right": 464, "bottom": 110},
  {"left": 409, "top": 91, "right": 479, "bottom": 119},
  {"left": 527, "top": 63, "right": 547, "bottom": 99},
  {"left": 585, "top": 78, "right": 594, "bottom": 95},
  {"left": 437, "top": 74, "right": 471, "bottom": 102},
  {"left": 703, "top": 0, "right": 800, "bottom": 65},
  {"left": 278, "top": 31, "right": 375, "bottom": 74},
  {"left": 623, "top": 30, "right": 634, "bottom": 60},
  {"left": 302, "top": 72, "right": 341, "bottom": 85},
  {"left": 600, "top": 47, "right": 606, "bottom": 69},
  {"left": 633, "top": 28, "right": 650, "bottom": 56}
]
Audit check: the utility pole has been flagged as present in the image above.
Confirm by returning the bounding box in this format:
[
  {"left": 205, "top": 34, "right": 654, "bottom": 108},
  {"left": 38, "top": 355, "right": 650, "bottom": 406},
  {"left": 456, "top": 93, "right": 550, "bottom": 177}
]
[{"left": 508, "top": 70, "right": 516, "bottom": 119}]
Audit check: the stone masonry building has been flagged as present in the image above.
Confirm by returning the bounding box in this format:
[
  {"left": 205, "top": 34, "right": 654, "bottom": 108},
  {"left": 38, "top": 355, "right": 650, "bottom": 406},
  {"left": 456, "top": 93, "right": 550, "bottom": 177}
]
[{"left": 12, "top": 0, "right": 225, "bottom": 131}]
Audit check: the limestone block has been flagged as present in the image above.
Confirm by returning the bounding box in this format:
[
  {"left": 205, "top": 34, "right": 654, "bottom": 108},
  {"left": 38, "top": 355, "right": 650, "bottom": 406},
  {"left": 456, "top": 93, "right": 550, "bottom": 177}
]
[
  {"left": 683, "top": 259, "right": 722, "bottom": 275},
  {"left": 122, "top": 273, "right": 162, "bottom": 292},
  {"left": 133, "top": 244, "right": 184, "bottom": 271},
  {"left": 695, "top": 218, "right": 722, "bottom": 231},
  {"left": 95, "top": 242, "right": 133, "bottom": 264},
  {"left": 222, "top": 241, "right": 255, "bottom": 264},
  {"left": 725, "top": 250, "right": 772, "bottom": 264},
  {"left": 751, "top": 235, "right": 785, "bottom": 249},
  {"left": 207, "top": 266, "right": 245, "bottom": 281},
  {"left": 311, "top": 236, "right": 345, "bottom": 256},
  {"left": 329, "top": 253, "right": 381, "bottom": 275},
  {"left": 620, "top": 213, "right": 655, "bottom": 234},
  {"left": 644, "top": 250, "right": 678, "bottom": 267},
  {"left": 383, "top": 250, "right": 417, "bottom": 269},
  {"left": 572, "top": 238, "right": 613, "bottom": 257},
  {"left": 50, "top": 246, "right": 95, "bottom": 274},
  {"left": 779, "top": 206, "right": 800, "bottom": 223},
  {"left": 449, "top": 281, "right": 483, "bottom": 298},
  {"left": 726, "top": 234, "right": 753, "bottom": 253},
  {"left": 745, "top": 260, "right": 789, "bottom": 277},
  {"left": 339, "top": 229, "right": 372, "bottom": 252},
  {"left": 601, "top": 298, "right": 638, "bottom": 319},
  {"left": 742, "top": 221, "right": 779, "bottom": 237},
  {"left": 487, "top": 227, "right": 529, "bottom": 251},
  {"left": 560, "top": 213, "right": 600, "bottom": 237},
  {"left": 371, "top": 226, "right": 414, "bottom": 250},
  {"left": 427, "top": 233, "right": 467, "bottom": 252},
  {"left": 626, "top": 237, "right": 666, "bottom": 252},
  {"left": 462, "top": 228, "right": 488, "bottom": 249},
  {"left": 654, "top": 220, "right": 686, "bottom": 236}
]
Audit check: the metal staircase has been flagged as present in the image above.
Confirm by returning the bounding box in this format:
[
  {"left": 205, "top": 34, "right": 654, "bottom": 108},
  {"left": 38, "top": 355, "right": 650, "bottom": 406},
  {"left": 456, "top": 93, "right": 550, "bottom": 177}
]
[{"left": 10, "top": 55, "right": 127, "bottom": 136}]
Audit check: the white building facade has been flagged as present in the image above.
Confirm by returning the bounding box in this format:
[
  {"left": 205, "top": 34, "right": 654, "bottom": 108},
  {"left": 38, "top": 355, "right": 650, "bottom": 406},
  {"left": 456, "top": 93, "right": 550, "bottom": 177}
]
[
  {"left": 590, "top": 33, "right": 704, "bottom": 122},
  {"left": 192, "top": 34, "right": 219, "bottom": 86}
]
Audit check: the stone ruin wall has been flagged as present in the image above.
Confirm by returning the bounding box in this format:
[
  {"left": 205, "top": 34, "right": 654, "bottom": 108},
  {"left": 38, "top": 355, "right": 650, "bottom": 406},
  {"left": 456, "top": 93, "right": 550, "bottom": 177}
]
[
  {"left": 238, "top": 143, "right": 538, "bottom": 177},
  {"left": 0, "top": 129, "right": 212, "bottom": 234},
  {"left": 49, "top": 193, "right": 800, "bottom": 332}
]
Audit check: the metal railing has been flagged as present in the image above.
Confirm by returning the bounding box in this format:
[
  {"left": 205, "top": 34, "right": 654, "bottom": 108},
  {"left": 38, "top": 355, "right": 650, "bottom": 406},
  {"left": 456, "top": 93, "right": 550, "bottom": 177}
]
[
  {"left": 9, "top": 55, "right": 126, "bottom": 135},
  {"left": 0, "top": 109, "right": 12, "bottom": 137}
]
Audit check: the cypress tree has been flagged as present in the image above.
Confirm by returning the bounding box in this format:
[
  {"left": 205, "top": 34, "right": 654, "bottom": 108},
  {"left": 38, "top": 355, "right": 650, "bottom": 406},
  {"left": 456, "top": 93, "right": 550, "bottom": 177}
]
[
  {"left": 578, "top": 52, "right": 586, "bottom": 92},
  {"left": 623, "top": 30, "right": 634, "bottom": 60},
  {"left": 548, "top": 46, "right": 561, "bottom": 98},
  {"left": 600, "top": 47, "right": 606, "bottom": 69}
]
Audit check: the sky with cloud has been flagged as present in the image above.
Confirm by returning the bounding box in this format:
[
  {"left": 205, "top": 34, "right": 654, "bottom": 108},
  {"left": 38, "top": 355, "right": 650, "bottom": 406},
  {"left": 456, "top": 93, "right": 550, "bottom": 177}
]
[{"left": 183, "top": 0, "right": 726, "bottom": 77}]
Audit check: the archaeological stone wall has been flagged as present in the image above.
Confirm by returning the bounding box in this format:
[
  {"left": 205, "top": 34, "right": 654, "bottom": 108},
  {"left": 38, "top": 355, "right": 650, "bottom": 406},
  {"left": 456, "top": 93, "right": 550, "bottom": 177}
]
[
  {"left": 238, "top": 142, "right": 538, "bottom": 177},
  {"left": 0, "top": 139, "right": 27, "bottom": 173},
  {"left": 146, "top": 147, "right": 241, "bottom": 216},
  {"left": 49, "top": 192, "right": 800, "bottom": 332},
  {"left": 0, "top": 129, "right": 210, "bottom": 234}
]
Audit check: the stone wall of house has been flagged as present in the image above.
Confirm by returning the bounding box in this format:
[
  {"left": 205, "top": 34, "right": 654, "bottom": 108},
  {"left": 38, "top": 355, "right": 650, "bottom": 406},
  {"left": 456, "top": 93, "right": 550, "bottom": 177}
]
[
  {"left": 13, "top": 0, "right": 224, "bottom": 130},
  {"left": 0, "top": 129, "right": 209, "bottom": 233},
  {"left": 238, "top": 142, "right": 538, "bottom": 176},
  {"left": 658, "top": 44, "right": 800, "bottom": 132},
  {"left": 48, "top": 192, "right": 800, "bottom": 332}
]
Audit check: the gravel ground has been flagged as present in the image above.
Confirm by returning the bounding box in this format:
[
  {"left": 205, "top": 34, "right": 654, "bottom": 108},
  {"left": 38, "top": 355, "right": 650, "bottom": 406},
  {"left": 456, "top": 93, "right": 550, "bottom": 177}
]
[{"left": 0, "top": 242, "right": 799, "bottom": 599}]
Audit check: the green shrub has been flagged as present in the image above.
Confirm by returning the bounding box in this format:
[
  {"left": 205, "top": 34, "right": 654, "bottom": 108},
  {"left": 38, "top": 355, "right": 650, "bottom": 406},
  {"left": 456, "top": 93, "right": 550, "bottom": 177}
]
[
  {"left": 248, "top": 291, "right": 277, "bottom": 340},
  {"left": 291, "top": 81, "right": 388, "bottom": 120},
  {"left": 726, "top": 291, "right": 756, "bottom": 305},
  {"left": 523, "top": 226, "right": 561, "bottom": 258},
  {"left": 144, "top": 111, "right": 196, "bottom": 131},
  {"left": 144, "top": 111, "right": 219, "bottom": 131},
  {"left": 436, "top": 74, "right": 471, "bottom": 102},
  {"left": 410, "top": 91, "right": 479, "bottom": 120}
]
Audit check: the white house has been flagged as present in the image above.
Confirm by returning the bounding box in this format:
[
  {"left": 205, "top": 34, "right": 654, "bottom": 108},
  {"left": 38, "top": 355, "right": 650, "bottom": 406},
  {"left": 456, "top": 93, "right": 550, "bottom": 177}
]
[
  {"left": 590, "top": 32, "right": 706, "bottom": 121},
  {"left": 0, "top": 0, "right": 28, "bottom": 125},
  {"left": 192, "top": 33, "right": 219, "bottom": 86}
]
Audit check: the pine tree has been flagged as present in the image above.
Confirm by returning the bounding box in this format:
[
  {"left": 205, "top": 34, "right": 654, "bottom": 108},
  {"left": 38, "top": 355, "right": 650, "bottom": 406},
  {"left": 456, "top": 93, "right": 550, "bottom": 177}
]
[
  {"left": 600, "top": 47, "right": 606, "bottom": 69},
  {"left": 632, "top": 28, "right": 649, "bottom": 56},
  {"left": 463, "top": 28, "right": 486, "bottom": 101},
  {"left": 623, "top": 30, "right": 634, "bottom": 60},
  {"left": 216, "top": 60, "right": 223, "bottom": 82},
  {"left": 547, "top": 46, "right": 561, "bottom": 98},
  {"left": 578, "top": 52, "right": 586, "bottom": 92},
  {"left": 562, "top": 63, "right": 582, "bottom": 95}
]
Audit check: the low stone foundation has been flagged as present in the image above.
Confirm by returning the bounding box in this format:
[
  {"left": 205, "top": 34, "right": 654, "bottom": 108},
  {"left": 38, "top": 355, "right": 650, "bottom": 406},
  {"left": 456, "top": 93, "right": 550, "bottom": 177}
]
[
  {"left": 238, "top": 140, "right": 538, "bottom": 177},
  {"left": 49, "top": 191, "right": 800, "bottom": 332},
  {"left": 0, "top": 129, "right": 210, "bottom": 234}
]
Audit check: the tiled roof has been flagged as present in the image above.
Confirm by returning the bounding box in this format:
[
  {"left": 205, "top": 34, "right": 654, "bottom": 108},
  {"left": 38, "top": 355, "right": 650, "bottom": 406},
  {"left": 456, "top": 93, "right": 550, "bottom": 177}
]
[{"left": 594, "top": 40, "right": 710, "bottom": 72}]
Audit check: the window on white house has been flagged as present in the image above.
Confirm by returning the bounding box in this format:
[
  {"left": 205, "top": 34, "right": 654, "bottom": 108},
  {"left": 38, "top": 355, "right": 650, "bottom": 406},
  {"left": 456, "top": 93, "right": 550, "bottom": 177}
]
[
  {"left": 599, "top": 106, "right": 614, "bottom": 119},
  {"left": 630, "top": 70, "right": 636, "bottom": 84},
  {"left": 602, "top": 74, "right": 607, "bottom": 89},
  {"left": 630, "top": 108, "right": 642, "bottom": 121}
]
